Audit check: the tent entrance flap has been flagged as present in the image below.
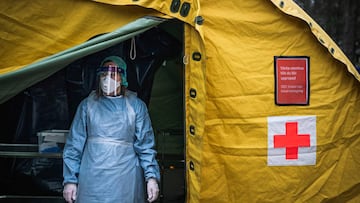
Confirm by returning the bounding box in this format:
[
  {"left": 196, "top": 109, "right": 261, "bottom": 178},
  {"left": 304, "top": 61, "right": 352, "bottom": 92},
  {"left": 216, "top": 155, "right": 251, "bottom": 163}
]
[{"left": 0, "top": 16, "right": 166, "bottom": 105}]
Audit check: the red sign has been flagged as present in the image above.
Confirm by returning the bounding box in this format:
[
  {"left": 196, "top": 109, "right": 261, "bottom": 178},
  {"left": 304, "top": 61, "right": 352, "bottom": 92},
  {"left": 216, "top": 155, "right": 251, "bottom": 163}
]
[{"left": 275, "top": 56, "right": 309, "bottom": 105}]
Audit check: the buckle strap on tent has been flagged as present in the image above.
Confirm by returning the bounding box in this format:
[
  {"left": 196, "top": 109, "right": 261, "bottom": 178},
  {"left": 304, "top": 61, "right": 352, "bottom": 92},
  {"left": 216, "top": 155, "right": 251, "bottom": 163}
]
[
  {"left": 170, "top": 0, "right": 181, "bottom": 13},
  {"left": 170, "top": 0, "right": 191, "bottom": 17},
  {"left": 180, "top": 2, "right": 191, "bottom": 17}
]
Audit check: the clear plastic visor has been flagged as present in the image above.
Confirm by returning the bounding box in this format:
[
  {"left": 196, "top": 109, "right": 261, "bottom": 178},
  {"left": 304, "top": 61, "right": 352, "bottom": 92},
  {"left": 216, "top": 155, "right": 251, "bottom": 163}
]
[{"left": 97, "top": 66, "right": 123, "bottom": 96}]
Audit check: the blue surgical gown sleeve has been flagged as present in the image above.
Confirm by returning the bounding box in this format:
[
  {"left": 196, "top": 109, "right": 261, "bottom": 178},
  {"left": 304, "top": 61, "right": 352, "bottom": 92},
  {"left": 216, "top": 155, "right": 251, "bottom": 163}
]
[
  {"left": 132, "top": 98, "right": 161, "bottom": 182},
  {"left": 63, "top": 98, "right": 88, "bottom": 185}
]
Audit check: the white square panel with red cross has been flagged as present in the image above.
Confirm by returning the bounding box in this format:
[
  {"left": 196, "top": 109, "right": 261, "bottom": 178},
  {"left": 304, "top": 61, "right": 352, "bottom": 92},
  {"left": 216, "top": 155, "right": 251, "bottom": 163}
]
[{"left": 267, "top": 116, "right": 316, "bottom": 166}]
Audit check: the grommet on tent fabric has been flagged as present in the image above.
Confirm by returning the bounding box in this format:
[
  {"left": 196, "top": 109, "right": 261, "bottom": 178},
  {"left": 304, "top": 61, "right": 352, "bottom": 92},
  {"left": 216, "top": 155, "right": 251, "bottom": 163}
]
[
  {"left": 189, "top": 125, "right": 195, "bottom": 135},
  {"left": 170, "top": 0, "right": 181, "bottom": 13},
  {"left": 330, "top": 48, "right": 335, "bottom": 54},
  {"left": 195, "top": 16, "right": 204, "bottom": 25},
  {"left": 189, "top": 161, "right": 195, "bottom": 171},
  {"left": 190, "top": 88, "right": 197, "bottom": 98},
  {"left": 192, "top": 52, "right": 202, "bottom": 61},
  {"left": 180, "top": 2, "right": 191, "bottom": 17},
  {"left": 279, "top": 1, "right": 285, "bottom": 8}
]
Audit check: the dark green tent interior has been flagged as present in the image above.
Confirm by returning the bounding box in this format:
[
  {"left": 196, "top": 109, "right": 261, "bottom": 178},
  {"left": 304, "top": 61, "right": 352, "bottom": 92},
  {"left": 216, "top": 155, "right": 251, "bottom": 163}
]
[{"left": 0, "top": 19, "right": 185, "bottom": 203}]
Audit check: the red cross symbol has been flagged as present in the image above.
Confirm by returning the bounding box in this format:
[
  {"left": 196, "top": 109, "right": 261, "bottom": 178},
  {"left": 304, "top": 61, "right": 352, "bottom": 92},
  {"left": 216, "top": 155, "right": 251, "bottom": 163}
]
[{"left": 273, "top": 122, "right": 310, "bottom": 160}]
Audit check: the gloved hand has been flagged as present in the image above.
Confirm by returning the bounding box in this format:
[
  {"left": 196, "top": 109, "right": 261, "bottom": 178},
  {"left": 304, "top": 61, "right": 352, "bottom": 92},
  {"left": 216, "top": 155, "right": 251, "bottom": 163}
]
[
  {"left": 63, "top": 183, "right": 77, "bottom": 203},
  {"left": 147, "top": 178, "right": 159, "bottom": 202}
]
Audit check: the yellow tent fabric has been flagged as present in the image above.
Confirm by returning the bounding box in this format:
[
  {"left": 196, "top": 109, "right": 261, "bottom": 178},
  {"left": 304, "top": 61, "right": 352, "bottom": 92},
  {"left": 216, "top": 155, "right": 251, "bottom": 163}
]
[
  {"left": 0, "top": 0, "right": 359, "bottom": 202},
  {"left": 193, "top": 1, "right": 360, "bottom": 202}
]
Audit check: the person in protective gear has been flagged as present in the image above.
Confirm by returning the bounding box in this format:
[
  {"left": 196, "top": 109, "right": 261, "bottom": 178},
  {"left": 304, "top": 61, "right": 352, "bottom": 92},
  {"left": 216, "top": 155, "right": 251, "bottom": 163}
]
[{"left": 63, "top": 56, "right": 160, "bottom": 203}]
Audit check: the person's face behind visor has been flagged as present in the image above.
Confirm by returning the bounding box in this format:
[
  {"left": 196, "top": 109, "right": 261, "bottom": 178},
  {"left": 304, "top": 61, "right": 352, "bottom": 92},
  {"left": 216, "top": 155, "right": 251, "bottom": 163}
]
[{"left": 98, "top": 61, "right": 123, "bottom": 96}]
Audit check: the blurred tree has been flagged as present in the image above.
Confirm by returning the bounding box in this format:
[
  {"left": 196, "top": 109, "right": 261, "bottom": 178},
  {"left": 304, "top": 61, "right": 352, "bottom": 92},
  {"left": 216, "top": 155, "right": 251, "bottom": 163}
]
[{"left": 293, "top": 0, "right": 360, "bottom": 68}]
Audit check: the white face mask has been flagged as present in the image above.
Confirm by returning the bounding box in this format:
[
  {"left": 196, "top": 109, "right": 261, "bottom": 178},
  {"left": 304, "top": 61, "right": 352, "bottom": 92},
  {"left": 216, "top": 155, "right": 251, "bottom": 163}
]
[{"left": 100, "top": 75, "right": 121, "bottom": 96}]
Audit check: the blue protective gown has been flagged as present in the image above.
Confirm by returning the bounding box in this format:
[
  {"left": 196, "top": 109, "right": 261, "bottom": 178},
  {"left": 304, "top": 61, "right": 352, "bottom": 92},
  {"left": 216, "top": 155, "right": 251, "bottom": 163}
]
[{"left": 63, "top": 91, "right": 160, "bottom": 203}]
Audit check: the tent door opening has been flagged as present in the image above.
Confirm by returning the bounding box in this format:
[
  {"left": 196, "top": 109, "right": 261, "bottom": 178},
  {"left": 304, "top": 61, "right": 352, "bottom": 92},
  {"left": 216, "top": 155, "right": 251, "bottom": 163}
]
[
  {"left": 146, "top": 20, "right": 185, "bottom": 203},
  {"left": 0, "top": 19, "right": 185, "bottom": 203},
  {"left": 67, "top": 19, "right": 186, "bottom": 202}
]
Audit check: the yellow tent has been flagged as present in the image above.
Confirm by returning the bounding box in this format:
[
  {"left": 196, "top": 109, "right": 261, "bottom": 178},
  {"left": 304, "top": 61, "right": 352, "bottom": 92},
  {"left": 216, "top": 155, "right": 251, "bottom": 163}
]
[{"left": 1, "top": 0, "right": 359, "bottom": 202}]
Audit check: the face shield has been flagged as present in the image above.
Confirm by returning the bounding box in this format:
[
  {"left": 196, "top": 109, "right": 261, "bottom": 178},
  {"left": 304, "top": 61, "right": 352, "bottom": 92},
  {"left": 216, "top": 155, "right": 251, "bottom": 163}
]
[{"left": 97, "top": 66, "right": 123, "bottom": 96}]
